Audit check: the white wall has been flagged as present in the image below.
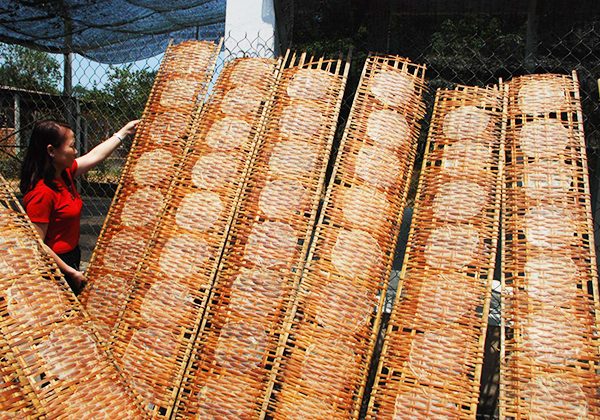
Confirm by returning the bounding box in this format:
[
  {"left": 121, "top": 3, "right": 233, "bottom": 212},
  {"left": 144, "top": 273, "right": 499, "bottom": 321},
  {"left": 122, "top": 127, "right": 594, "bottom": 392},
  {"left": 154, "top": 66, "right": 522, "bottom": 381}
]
[{"left": 224, "top": 0, "right": 276, "bottom": 58}]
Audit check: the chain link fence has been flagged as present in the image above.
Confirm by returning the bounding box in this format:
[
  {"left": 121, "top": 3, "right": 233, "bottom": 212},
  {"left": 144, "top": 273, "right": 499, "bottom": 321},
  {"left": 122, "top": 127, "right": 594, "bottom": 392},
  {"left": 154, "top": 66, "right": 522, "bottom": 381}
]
[
  {"left": 324, "top": 17, "right": 600, "bottom": 307},
  {"left": 321, "top": 15, "right": 600, "bottom": 419},
  {"left": 368, "top": 24, "right": 599, "bottom": 337},
  {"left": 374, "top": 18, "right": 600, "bottom": 324},
  {"left": 0, "top": 16, "right": 599, "bottom": 418},
  {"left": 0, "top": 34, "right": 277, "bottom": 265}
]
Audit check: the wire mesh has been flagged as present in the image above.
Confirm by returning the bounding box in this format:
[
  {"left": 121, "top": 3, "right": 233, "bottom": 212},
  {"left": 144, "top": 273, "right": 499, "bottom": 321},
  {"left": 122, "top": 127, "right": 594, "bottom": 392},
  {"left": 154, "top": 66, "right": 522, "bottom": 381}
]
[{"left": 0, "top": 17, "right": 599, "bottom": 418}]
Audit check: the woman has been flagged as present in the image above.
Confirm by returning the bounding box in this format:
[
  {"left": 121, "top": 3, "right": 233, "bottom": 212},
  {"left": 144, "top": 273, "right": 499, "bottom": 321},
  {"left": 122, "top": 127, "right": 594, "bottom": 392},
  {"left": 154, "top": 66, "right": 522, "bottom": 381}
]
[{"left": 20, "top": 119, "right": 139, "bottom": 295}]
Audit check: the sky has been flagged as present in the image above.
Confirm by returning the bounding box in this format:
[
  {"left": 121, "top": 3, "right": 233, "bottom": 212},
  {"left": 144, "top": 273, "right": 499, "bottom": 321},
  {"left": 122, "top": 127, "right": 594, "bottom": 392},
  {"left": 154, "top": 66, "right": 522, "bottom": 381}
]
[
  {"left": 1, "top": 0, "right": 276, "bottom": 93},
  {"left": 54, "top": 52, "right": 164, "bottom": 90},
  {"left": 52, "top": 0, "right": 276, "bottom": 92}
]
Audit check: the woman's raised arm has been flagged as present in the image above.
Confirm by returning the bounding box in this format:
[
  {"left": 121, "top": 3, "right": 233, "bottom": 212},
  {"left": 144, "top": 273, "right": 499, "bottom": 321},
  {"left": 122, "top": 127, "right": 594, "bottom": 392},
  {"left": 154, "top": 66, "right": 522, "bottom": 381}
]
[{"left": 74, "top": 119, "right": 139, "bottom": 177}]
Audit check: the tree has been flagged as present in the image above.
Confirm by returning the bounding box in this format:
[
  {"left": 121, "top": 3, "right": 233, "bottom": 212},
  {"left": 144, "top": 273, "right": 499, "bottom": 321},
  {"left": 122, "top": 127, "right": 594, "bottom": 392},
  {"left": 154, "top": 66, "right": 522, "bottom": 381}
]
[
  {"left": 73, "top": 64, "right": 156, "bottom": 158},
  {"left": 102, "top": 65, "right": 156, "bottom": 120},
  {"left": 0, "top": 43, "right": 61, "bottom": 93},
  {"left": 427, "top": 17, "right": 525, "bottom": 72},
  {"left": 77, "top": 64, "right": 155, "bottom": 122}
]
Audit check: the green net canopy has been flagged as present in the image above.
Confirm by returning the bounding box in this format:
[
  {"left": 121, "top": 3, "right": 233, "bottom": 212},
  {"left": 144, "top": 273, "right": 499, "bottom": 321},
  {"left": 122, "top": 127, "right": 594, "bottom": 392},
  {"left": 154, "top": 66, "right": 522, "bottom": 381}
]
[{"left": 0, "top": 0, "right": 226, "bottom": 63}]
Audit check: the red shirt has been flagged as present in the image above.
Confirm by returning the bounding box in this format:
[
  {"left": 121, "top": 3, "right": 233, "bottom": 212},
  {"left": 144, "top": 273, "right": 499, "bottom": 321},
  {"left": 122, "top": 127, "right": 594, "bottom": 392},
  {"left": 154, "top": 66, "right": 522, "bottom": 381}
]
[{"left": 23, "top": 161, "right": 82, "bottom": 254}]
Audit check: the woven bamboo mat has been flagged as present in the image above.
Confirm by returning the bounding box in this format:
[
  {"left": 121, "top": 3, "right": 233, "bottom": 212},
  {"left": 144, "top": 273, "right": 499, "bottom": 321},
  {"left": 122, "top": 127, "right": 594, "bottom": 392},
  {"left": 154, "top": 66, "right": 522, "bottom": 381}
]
[
  {"left": 171, "top": 52, "right": 350, "bottom": 419},
  {"left": 0, "top": 323, "right": 39, "bottom": 417},
  {"left": 105, "top": 57, "right": 281, "bottom": 417},
  {"left": 366, "top": 84, "right": 504, "bottom": 419},
  {"left": 0, "top": 179, "right": 44, "bottom": 417},
  {"left": 0, "top": 175, "right": 146, "bottom": 418},
  {"left": 500, "top": 72, "right": 600, "bottom": 418},
  {"left": 79, "top": 40, "right": 220, "bottom": 342},
  {"left": 267, "top": 54, "right": 427, "bottom": 419}
]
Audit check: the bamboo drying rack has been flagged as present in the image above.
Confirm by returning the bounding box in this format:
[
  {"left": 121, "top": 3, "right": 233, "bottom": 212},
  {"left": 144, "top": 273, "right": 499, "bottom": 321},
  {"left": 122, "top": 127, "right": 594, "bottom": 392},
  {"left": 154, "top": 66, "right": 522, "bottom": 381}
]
[
  {"left": 0, "top": 333, "right": 39, "bottom": 417},
  {"left": 268, "top": 54, "right": 428, "bottom": 419},
  {"left": 0, "top": 181, "right": 41, "bottom": 417},
  {"left": 107, "top": 56, "right": 282, "bottom": 418},
  {"left": 79, "top": 40, "right": 221, "bottom": 344},
  {"left": 0, "top": 175, "right": 146, "bottom": 418},
  {"left": 500, "top": 72, "right": 600, "bottom": 418},
  {"left": 366, "top": 83, "right": 504, "bottom": 419},
  {"left": 171, "top": 51, "right": 350, "bottom": 419}
]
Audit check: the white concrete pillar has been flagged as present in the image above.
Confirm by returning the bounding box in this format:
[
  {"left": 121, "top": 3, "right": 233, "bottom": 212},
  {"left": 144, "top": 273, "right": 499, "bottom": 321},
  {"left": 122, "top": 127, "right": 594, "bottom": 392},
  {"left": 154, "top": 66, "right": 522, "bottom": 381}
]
[{"left": 224, "top": 0, "right": 277, "bottom": 58}]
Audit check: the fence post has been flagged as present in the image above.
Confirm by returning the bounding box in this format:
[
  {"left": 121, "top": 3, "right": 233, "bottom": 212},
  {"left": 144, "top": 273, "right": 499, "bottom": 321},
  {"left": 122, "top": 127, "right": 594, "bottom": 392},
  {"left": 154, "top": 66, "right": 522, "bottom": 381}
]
[
  {"left": 525, "top": 0, "right": 538, "bottom": 70},
  {"left": 594, "top": 80, "right": 600, "bottom": 275},
  {"left": 13, "top": 92, "right": 20, "bottom": 150}
]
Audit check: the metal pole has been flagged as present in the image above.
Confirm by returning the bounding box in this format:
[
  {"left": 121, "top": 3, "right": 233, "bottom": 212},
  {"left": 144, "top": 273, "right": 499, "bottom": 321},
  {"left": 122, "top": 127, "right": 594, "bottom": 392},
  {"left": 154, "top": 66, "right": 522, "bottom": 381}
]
[
  {"left": 63, "top": 51, "right": 72, "bottom": 97},
  {"left": 63, "top": 19, "right": 80, "bottom": 154},
  {"left": 62, "top": 10, "right": 81, "bottom": 190}
]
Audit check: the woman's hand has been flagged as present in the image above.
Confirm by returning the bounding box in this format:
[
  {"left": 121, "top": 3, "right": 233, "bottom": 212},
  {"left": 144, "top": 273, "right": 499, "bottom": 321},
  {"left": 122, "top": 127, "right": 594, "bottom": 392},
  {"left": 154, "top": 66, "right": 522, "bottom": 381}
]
[
  {"left": 75, "top": 119, "right": 141, "bottom": 177},
  {"left": 116, "top": 119, "right": 140, "bottom": 139},
  {"left": 66, "top": 268, "right": 87, "bottom": 295}
]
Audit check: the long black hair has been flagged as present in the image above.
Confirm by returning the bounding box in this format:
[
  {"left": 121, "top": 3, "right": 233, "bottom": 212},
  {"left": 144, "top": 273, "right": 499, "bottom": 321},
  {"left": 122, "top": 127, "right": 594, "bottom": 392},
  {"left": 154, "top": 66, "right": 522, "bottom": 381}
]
[{"left": 20, "top": 120, "right": 73, "bottom": 194}]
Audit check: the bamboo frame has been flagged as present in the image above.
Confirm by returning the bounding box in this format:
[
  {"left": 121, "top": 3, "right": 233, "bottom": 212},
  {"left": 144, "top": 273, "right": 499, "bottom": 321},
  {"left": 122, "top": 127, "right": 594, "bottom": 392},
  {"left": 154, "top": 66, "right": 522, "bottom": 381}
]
[
  {"left": 500, "top": 72, "right": 600, "bottom": 418},
  {"left": 80, "top": 40, "right": 221, "bottom": 343},
  {"left": 0, "top": 175, "right": 146, "bottom": 418},
  {"left": 265, "top": 54, "right": 428, "bottom": 419},
  {"left": 172, "top": 51, "right": 350, "bottom": 419},
  {"left": 0, "top": 334, "right": 39, "bottom": 417},
  {"left": 107, "top": 56, "right": 282, "bottom": 418},
  {"left": 366, "top": 83, "right": 504, "bottom": 418}
]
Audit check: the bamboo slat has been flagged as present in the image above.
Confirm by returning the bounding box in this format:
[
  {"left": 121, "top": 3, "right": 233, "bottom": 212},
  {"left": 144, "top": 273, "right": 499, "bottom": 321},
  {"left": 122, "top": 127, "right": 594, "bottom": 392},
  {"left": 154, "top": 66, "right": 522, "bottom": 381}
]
[
  {"left": 269, "top": 55, "right": 427, "bottom": 419},
  {"left": 171, "top": 52, "right": 349, "bottom": 419},
  {"left": 500, "top": 72, "right": 600, "bottom": 419},
  {"left": 106, "top": 57, "right": 281, "bottom": 417},
  {"left": 0, "top": 175, "right": 145, "bottom": 418},
  {"left": 0, "top": 321, "right": 39, "bottom": 417},
  {"left": 79, "top": 40, "right": 220, "bottom": 342},
  {"left": 366, "top": 84, "right": 504, "bottom": 419}
]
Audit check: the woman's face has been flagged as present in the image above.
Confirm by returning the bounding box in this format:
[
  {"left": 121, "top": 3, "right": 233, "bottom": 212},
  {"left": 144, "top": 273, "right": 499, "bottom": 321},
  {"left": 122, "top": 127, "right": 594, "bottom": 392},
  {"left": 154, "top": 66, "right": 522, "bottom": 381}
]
[{"left": 50, "top": 128, "right": 77, "bottom": 172}]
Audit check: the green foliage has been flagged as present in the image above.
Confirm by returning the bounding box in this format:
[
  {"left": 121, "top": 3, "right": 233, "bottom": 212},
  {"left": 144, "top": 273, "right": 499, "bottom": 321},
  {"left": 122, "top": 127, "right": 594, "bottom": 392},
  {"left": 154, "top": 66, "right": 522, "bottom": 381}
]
[
  {"left": 104, "top": 65, "right": 155, "bottom": 119},
  {"left": 291, "top": 0, "right": 368, "bottom": 58},
  {"left": 76, "top": 64, "right": 155, "bottom": 121},
  {"left": 0, "top": 43, "right": 61, "bottom": 93},
  {"left": 293, "top": 0, "right": 361, "bottom": 42},
  {"left": 427, "top": 17, "right": 525, "bottom": 70},
  {"left": 74, "top": 65, "right": 155, "bottom": 181}
]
